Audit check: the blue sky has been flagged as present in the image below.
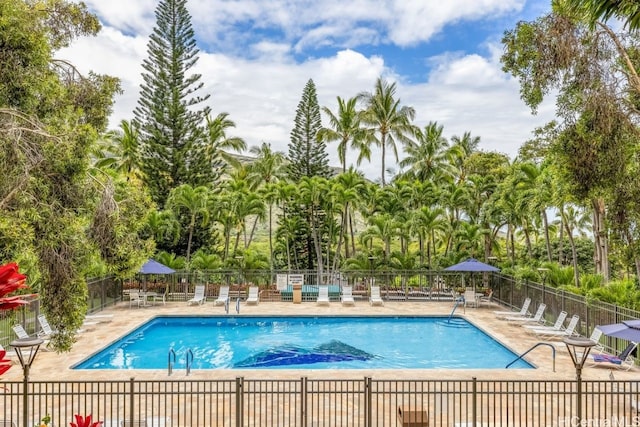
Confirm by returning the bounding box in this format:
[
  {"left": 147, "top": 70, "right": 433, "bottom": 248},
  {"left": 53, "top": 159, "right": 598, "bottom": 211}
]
[{"left": 60, "top": 0, "right": 555, "bottom": 181}]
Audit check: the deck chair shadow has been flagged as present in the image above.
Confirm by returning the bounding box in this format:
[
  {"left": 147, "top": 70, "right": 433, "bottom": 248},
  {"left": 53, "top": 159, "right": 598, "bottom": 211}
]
[
  {"left": 369, "top": 285, "right": 384, "bottom": 306},
  {"left": 0, "top": 420, "right": 17, "bottom": 427},
  {"left": 590, "top": 341, "right": 638, "bottom": 371},
  {"left": 187, "top": 285, "right": 206, "bottom": 305},
  {"left": 494, "top": 297, "right": 531, "bottom": 319},
  {"left": 341, "top": 286, "right": 355, "bottom": 306},
  {"left": 246, "top": 286, "right": 259, "bottom": 305},
  {"left": 504, "top": 303, "right": 546, "bottom": 325},
  {"left": 317, "top": 285, "right": 330, "bottom": 305},
  {"left": 214, "top": 286, "right": 229, "bottom": 306}
]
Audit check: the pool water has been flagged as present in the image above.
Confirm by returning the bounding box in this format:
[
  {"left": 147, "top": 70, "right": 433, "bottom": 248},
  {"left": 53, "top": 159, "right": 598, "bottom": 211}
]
[{"left": 73, "top": 316, "right": 533, "bottom": 370}]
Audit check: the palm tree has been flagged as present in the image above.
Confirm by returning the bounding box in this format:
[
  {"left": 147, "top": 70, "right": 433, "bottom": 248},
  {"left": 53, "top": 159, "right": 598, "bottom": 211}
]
[
  {"left": 449, "top": 132, "right": 480, "bottom": 184},
  {"left": 203, "top": 112, "right": 247, "bottom": 176},
  {"left": 94, "top": 119, "right": 142, "bottom": 180},
  {"left": 318, "top": 96, "right": 371, "bottom": 173},
  {"left": 568, "top": 0, "right": 640, "bottom": 29},
  {"left": 166, "top": 184, "right": 210, "bottom": 265},
  {"left": 358, "top": 78, "right": 416, "bottom": 186},
  {"left": 399, "top": 121, "right": 453, "bottom": 182}
]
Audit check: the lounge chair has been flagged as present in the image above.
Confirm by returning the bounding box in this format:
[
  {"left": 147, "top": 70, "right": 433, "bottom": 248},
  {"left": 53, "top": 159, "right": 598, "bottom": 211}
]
[
  {"left": 504, "top": 303, "right": 546, "bottom": 324},
  {"left": 523, "top": 311, "right": 567, "bottom": 332},
  {"left": 12, "top": 324, "right": 29, "bottom": 339},
  {"left": 341, "top": 286, "right": 355, "bottom": 306},
  {"left": 214, "top": 286, "right": 229, "bottom": 306},
  {"left": 317, "top": 285, "right": 330, "bottom": 305},
  {"left": 590, "top": 341, "right": 637, "bottom": 371},
  {"left": 246, "top": 286, "right": 259, "bottom": 305},
  {"left": 370, "top": 285, "right": 384, "bottom": 306},
  {"left": 531, "top": 314, "right": 579, "bottom": 339},
  {"left": 187, "top": 285, "right": 206, "bottom": 305},
  {"left": 494, "top": 297, "right": 531, "bottom": 318},
  {"left": 587, "top": 328, "right": 605, "bottom": 353},
  {"left": 37, "top": 314, "right": 57, "bottom": 338}
]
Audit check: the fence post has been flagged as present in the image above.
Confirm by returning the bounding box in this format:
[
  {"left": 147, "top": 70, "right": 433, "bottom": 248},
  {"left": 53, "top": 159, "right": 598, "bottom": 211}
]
[
  {"left": 235, "top": 377, "right": 243, "bottom": 427},
  {"left": 128, "top": 377, "right": 134, "bottom": 427},
  {"left": 472, "top": 377, "right": 477, "bottom": 427},
  {"left": 301, "top": 376, "right": 307, "bottom": 427},
  {"left": 365, "top": 377, "right": 372, "bottom": 427}
]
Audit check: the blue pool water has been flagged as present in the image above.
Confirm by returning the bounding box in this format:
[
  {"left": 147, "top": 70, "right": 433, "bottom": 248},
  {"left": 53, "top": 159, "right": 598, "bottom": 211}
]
[{"left": 73, "top": 316, "right": 533, "bottom": 370}]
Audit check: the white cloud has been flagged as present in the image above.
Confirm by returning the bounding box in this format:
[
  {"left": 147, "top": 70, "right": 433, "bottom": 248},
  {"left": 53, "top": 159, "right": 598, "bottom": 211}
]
[{"left": 60, "top": 0, "right": 554, "bottom": 182}]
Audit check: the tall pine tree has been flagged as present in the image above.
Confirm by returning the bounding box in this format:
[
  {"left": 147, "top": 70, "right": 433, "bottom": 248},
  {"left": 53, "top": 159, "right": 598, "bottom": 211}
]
[
  {"left": 134, "top": 0, "right": 210, "bottom": 207},
  {"left": 287, "top": 79, "right": 331, "bottom": 180},
  {"left": 284, "top": 79, "right": 332, "bottom": 272}
]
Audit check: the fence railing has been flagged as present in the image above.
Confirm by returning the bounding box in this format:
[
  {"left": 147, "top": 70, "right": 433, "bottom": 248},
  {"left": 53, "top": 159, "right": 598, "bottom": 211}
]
[{"left": 1, "top": 377, "right": 639, "bottom": 427}]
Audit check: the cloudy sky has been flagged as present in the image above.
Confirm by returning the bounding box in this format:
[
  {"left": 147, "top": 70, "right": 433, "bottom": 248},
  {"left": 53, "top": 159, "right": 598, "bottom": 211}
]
[{"left": 59, "top": 0, "right": 556, "bottom": 181}]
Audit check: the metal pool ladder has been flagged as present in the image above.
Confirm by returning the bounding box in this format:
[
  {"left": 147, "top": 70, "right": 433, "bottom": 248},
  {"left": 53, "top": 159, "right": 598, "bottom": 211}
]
[{"left": 506, "top": 342, "right": 556, "bottom": 371}]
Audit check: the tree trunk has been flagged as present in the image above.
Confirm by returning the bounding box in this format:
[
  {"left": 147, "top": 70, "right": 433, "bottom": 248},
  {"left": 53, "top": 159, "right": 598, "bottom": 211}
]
[
  {"left": 542, "top": 209, "right": 552, "bottom": 262},
  {"left": 592, "top": 198, "right": 609, "bottom": 281}
]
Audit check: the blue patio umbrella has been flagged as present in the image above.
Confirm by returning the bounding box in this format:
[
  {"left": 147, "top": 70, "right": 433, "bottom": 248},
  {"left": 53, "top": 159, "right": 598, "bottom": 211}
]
[
  {"left": 444, "top": 258, "right": 500, "bottom": 272},
  {"left": 597, "top": 320, "right": 640, "bottom": 342},
  {"left": 139, "top": 259, "right": 175, "bottom": 275}
]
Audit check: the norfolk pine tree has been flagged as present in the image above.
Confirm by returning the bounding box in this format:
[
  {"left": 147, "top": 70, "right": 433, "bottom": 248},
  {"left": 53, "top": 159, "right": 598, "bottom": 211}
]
[{"left": 134, "top": 0, "right": 211, "bottom": 208}]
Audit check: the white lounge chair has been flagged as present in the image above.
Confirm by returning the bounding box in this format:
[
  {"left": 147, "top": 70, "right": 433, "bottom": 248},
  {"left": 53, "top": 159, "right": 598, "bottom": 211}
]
[
  {"left": 494, "top": 297, "right": 531, "bottom": 318},
  {"left": 590, "top": 341, "right": 637, "bottom": 371},
  {"left": 12, "top": 324, "right": 29, "bottom": 339},
  {"left": 588, "top": 328, "right": 605, "bottom": 353},
  {"left": 533, "top": 314, "right": 580, "bottom": 339},
  {"left": 317, "top": 285, "right": 330, "bottom": 305},
  {"left": 504, "top": 303, "right": 546, "bottom": 324},
  {"left": 246, "top": 286, "right": 259, "bottom": 305},
  {"left": 370, "top": 286, "right": 384, "bottom": 306},
  {"left": 214, "top": 286, "right": 229, "bottom": 306},
  {"left": 187, "top": 285, "right": 206, "bottom": 305},
  {"left": 37, "top": 314, "right": 57, "bottom": 338},
  {"left": 524, "top": 311, "right": 567, "bottom": 332},
  {"left": 341, "top": 286, "right": 355, "bottom": 306}
]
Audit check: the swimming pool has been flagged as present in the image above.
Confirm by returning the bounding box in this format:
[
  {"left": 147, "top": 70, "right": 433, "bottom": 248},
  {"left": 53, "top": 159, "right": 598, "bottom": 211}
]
[{"left": 73, "top": 316, "right": 533, "bottom": 370}]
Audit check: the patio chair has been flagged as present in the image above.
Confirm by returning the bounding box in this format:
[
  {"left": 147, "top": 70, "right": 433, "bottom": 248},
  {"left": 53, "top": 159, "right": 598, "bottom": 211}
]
[
  {"left": 493, "top": 297, "right": 531, "bottom": 318},
  {"left": 477, "top": 289, "right": 493, "bottom": 307},
  {"left": 587, "top": 327, "right": 605, "bottom": 353},
  {"left": 187, "top": 285, "right": 206, "bottom": 305},
  {"left": 12, "top": 324, "right": 29, "bottom": 339},
  {"left": 370, "top": 285, "right": 384, "bottom": 306},
  {"left": 37, "top": 314, "right": 57, "bottom": 338},
  {"left": 523, "top": 311, "right": 567, "bottom": 333},
  {"left": 341, "top": 286, "right": 355, "bottom": 306},
  {"left": 317, "top": 285, "right": 330, "bottom": 305},
  {"left": 214, "top": 285, "right": 229, "bottom": 306},
  {"left": 590, "top": 341, "right": 637, "bottom": 371},
  {"left": 246, "top": 286, "right": 259, "bottom": 305},
  {"left": 504, "top": 303, "right": 546, "bottom": 324},
  {"left": 128, "top": 291, "right": 144, "bottom": 308},
  {"left": 531, "top": 314, "right": 580, "bottom": 339},
  {"left": 463, "top": 289, "right": 477, "bottom": 308}
]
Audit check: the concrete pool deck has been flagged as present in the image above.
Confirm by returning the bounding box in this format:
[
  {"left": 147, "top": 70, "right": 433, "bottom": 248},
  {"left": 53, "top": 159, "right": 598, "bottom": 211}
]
[{"left": 4, "top": 299, "right": 636, "bottom": 382}]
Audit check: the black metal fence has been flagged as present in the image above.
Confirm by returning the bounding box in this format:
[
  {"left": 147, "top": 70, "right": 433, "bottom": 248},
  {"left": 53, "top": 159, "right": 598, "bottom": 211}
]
[{"left": 1, "top": 377, "right": 639, "bottom": 426}]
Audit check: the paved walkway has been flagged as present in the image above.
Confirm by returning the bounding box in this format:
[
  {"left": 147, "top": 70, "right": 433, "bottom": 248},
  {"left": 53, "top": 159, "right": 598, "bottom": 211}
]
[{"left": 5, "top": 299, "right": 635, "bottom": 381}]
